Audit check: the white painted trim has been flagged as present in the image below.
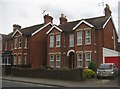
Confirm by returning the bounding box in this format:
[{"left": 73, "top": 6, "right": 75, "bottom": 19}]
[
  {"left": 76, "top": 51, "right": 83, "bottom": 53},
  {"left": 73, "top": 20, "right": 94, "bottom": 30},
  {"left": 103, "top": 16, "right": 111, "bottom": 28},
  {"left": 84, "top": 51, "right": 92, "bottom": 53},
  {"left": 12, "top": 29, "right": 22, "bottom": 37},
  {"left": 32, "top": 22, "right": 52, "bottom": 36},
  {"left": 46, "top": 25, "right": 62, "bottom": 34},
  {"left": 102, "top": 47, "right": 120, "bottom": 63},
  {"left": 67, "top": 50, "right": 75, "bottom": 56}
]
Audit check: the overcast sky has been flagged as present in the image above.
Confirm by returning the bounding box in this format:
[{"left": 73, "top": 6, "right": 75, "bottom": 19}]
[{"left": 0, "top": 0, "right": 119, "bottom": 36}]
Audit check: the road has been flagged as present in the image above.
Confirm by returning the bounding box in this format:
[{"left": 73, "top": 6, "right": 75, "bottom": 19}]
[{"left": 2, "top": 80, "right": 56, "bottom": 88}]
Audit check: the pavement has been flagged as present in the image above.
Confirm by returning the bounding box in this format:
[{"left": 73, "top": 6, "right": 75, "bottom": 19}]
[{"left": 1, "top": 75, "right": 119, "bottom": 87}]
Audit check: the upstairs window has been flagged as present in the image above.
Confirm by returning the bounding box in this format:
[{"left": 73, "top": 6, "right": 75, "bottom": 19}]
[
  {"left": 5, "top": 42, "right": 7, "bottom": 50},
  {"left": 56, "top": 34, "right": 61, "bottom": 47},
  {"left": 50, "top": 35, "right": 54, "bottom": 47},
  {"left": 24, "top": 38, "right": 27, "bottom": 48},
  {"left": 69, "top": 34, "right": 74, "bottom": 47},
  {"left": 19, "top": 38, "right": 22, "bottom": 48},
  {"left": 14, "top": 38, "right": 17, "bottom": 49},
  {"left": 85, "top": 30, "right": 91, "bottom": 44},
  {"left": 77, "top": 31, "right": 82, "bottom": 45}
]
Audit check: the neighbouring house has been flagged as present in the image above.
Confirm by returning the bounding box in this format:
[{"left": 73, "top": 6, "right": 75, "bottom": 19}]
[
  {"left": 1, "top": 14, "right": 53, "bottom": 69},
  {"left": 46, "top": 4, "right": 119, "bottom": 69},
  {"left": 1, "top": 4, "right": 119, "bottom": 70}
]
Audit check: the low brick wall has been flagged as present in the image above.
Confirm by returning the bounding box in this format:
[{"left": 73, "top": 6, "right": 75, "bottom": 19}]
[{"left": 11, "top": 68, "right": 83, "bottom": 81}]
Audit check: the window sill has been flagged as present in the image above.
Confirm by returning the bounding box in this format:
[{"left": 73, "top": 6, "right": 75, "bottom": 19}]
[
  {"left": 69, "top": 46, "right": 74, "bottom": 47},
  {"left": 24, "top": 47, "right": 27, "bottom": 49},
  {"left": 84, "top": 43, "right": 91, "bottom": 45},
  {"left": 56, "top": 66, "right": 60, "bottom": 68},
  {"left": 18, "top": 47, "right": 22, "bottom": 49},
  {"left": 76, "top": 44, "right": 82, "bottom": 46},
  {"left": 56, "top": 46, "right": 60, "bottom": 48}
]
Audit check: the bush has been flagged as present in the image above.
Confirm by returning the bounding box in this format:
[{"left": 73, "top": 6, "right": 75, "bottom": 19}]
[
  {"left": 88, "top": 62, "right": 97, "bottom": 71},
  {"left": 83, "top": 69, "right": 96, "bottom": 78}
]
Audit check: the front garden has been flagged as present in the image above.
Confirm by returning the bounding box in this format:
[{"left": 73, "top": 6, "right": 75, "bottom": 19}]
[{"left": 11, "top": 62, "right": 97, "bottom": 81}]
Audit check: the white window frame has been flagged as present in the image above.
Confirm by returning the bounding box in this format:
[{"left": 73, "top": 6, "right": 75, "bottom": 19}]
[
  {"left": 14, "top": 38, "right": 17, "bottom": 49},
  {"left": 50, "top": 35, "right": 54, "bottom": 48},
  {"left": 7, "top": 57, "right": 11, "bottom": 65},
  {"left": 56, "top": 34, "right": 61, "bottom": 47},
  {"left": 18, "top": 54, "right": 21, "bottom": 65},
  {"left": 24, "top": 55, "right": 27, "bottom": 65},
  {"left": 19, "top": 38, "right": 22, "bottom": 48},
  {"left": 13, "top": 55, "right": 17, "bottom": 65},
  {"left": 77, "top": 53, "right": 83, "bottom": 67},
  {"left": 77, "top": 31, "right": 82, "bottom": 45},
  {"left": 85, "top": 52, "right": 91, "bottom": 67},
  {"left": 50, "top": 54, "right": 54, "bottom": 67},
  {"left": 11, "top": 42, "right": 13, "bottom": 50},
  {"left": 69, "top": 34, "right": 74, "bottom": 47},
  {"left": 56, "top": 54, "right": 61, "bottom": 68},
  {"left": 85, "top": 30, "right": 91, "bottom": 44}
]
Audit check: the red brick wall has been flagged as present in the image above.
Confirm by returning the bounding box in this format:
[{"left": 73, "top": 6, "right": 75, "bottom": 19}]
[{"left": 30, "top": 25, "right": 52, "bottom": 69}]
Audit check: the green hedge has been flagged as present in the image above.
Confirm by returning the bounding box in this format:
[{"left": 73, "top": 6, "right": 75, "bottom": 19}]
[{"left": 11, "top": 68, "right": 83, "bottom": 81}]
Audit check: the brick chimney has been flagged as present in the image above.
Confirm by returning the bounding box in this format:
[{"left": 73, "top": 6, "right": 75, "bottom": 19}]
[
  {"left": 44, "top": 14, "right": 53, "bottom": 24},
  {"left": 59, "top": 14, "right": 67, "bottom": 24},
  {"left": 13, "top": 24, "right": 21, "bottom": 32},
  {"left": 104, "top": 4, "right": 112, "bottom": 16}
]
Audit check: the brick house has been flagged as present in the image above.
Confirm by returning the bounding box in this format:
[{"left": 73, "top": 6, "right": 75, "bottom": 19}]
[
  {"left": 46, "top": 4, "right": 119, "bottom": 69},
  {"left": 1, "top": 4, "right": 119, "bottom": 69},
  {"left": 2, "top": 14, "right": 53, "bottom": 69}
]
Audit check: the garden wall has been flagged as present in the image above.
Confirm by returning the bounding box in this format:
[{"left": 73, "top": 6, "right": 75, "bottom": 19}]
[{"left": 11, "top": 68, "right": 83, "bottom": 81}]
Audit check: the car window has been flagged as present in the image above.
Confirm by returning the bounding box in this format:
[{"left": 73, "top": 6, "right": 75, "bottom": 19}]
[{"left": 98, "top": 64, "right": 112, "bottom": 69}]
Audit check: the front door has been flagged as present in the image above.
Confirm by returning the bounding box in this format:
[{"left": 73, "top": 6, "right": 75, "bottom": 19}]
[{"left": 69, "top": 52, "right": 75, "bottom": 69}]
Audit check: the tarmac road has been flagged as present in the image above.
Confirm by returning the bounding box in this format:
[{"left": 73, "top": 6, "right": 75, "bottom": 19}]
[{"left": 2, "top": 80, "right": 56, "bottom": 87}]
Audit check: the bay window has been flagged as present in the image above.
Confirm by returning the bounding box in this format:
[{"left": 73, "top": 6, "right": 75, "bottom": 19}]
[
  {"left": 56, "top": 34, "right": 61, "bottom": 47},
  {"left": 85, "top": 52, "right": 91, "bottom": 67},
  {"left": 77, "top": 53, "right": 83, "bottom": 67},
  {"left": 56, "top": 54, "right": 61, "bottom": 68},
  {"left": 77, "top": 31, "right": 82, "bottom": 45},
  {"left": 50, "top": 54, "right": 54, "bottom": 67},
  {"left": 85, "top": 30, "right": 91, "bottom": 44},
  {"left": 69, "top": 34, "right": 74, "bottom": 47},
  {"left": 50, "top": 35, "right": 54, "bottom": 47}
]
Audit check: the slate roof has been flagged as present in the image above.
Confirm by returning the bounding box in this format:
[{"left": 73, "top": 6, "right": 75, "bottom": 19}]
[
  {"left": 6, "top": 23, "right": 46, "bottom": 39},
  {"left": 58, "top": 16, "right": 110, "bottom": 32},
  {"left": 20, "top": 23, "right": 45, "bottom": 35}
]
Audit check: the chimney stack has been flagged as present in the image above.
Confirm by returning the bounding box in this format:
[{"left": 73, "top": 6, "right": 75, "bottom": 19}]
[
  {"left": 59, "top": 14, "right": 67, "bottom": 24},
  {"left": 44, "top": 14, "right": 53, "bottom": 24},
  {"left": 104, "top": 4, "right": 112, "bottom": 16},
  {"left": 13, "top": 24, "right": 21, "bottom": 32}
]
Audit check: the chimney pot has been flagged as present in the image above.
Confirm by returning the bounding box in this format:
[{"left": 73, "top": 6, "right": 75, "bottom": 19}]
[
  {"left": 104, "top": 4, "right": 112, "bottom": 16},
  {"left": 13, "top": 24, "right": 21, "bottom": 32},
  {"left": 59, "top": 14, "right": 67, "bottom": 24},
  {"left": 44, "top": 14, "right": 53, "bottom": 24}
]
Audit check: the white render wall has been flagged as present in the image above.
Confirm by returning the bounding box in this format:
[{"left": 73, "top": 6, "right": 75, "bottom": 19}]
[{"left": 103, "top": 47, "right": 120, "bottom": 63}]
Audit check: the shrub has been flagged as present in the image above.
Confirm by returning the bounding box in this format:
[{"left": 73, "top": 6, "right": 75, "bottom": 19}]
[
  {"left": 83, "top": 69, "right": 96, "bottom": 78},
  {"left": 88, "top": 62, "right": 97, "bottom": 71}
]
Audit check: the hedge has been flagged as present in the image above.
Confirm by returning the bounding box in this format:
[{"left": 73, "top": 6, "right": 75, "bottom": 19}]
[{"left": 11, "top": 67, "right": 83, "bottom": 81}]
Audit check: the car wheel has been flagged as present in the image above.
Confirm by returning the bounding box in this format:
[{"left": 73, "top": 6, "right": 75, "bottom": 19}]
[{"left": 97, "top": 76, "right": 100, "bottom": 79}]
